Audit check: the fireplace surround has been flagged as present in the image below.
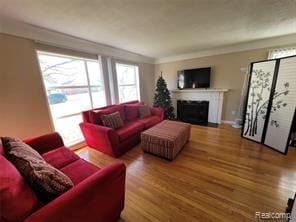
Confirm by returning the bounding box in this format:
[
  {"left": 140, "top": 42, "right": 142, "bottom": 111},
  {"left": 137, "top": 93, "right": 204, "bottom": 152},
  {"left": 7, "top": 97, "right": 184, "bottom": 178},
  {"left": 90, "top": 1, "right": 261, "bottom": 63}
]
[{"left": 171, "top": 89, "right": 228, "bottom": 124}]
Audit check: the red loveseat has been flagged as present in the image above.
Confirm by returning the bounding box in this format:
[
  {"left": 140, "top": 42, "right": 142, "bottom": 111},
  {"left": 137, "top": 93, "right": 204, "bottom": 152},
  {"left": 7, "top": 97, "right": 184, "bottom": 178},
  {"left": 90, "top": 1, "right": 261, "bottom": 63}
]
[
  {"left": 0, "top": 132, "right": 126, "bottom": 222},
  {"left": 80, "top": 101, "right": 164, "bottom": 157}
]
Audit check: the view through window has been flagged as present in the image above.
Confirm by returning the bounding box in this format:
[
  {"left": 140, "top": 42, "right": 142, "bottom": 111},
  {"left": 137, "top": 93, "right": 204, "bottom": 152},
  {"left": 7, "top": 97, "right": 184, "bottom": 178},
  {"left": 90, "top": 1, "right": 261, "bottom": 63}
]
[
  {"left": 115, "top": 63, "right": 140, "bottom": 103},
  {"left": 38, "top": 52, "right": 106, "bottom": 146}
]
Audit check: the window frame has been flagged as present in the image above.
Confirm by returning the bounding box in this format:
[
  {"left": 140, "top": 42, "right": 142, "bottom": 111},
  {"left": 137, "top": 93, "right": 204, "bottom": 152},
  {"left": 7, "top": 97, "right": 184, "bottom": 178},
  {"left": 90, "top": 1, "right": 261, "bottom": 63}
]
[
  {"left": 37, "top": 51, "right": 107, "bottom": 145},
  {"left": 112, "top": 60, "right": 141, "bottom": 104}
]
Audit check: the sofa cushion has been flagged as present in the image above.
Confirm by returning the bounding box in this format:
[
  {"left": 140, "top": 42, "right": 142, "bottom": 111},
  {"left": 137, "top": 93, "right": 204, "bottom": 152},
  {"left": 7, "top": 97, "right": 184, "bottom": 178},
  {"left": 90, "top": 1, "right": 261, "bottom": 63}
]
[
  {"left": 101, "top": 111, "right": 124, "bottom": 129},
  {"left": 139, "top": 105, "right": 151, "bottom": 118},
  {"left": 0, "top": 142, "right": 4, "bottom": 156},
  {"left": 115, "top": 121, "right": 144, "bottom": 142},
  {"left": 117, "top": 105, "right": 126, "bottom": 121},
  {"left": 89, "top": 110, "right": 104, "bottom": 125},
  {"left": 42, "top": 146, "right": 80, "bottom": 169},
  {"left": 124, "top": 104, "right": 141, "bottom": 121},
  {"left": 137, "top": 116, "right": 162, "bottom": 129},
  {"left": 60, "top": 159, "right": 99, "bottom": 185},
  {"left": 89, "top": 105, "right": 125, "bottom": 124},
  {"left": 0, "top": 155, "right": 40, "bottom": 222},
  {"left": 2, "top": 137, "right": 74, "bottom": 201}
]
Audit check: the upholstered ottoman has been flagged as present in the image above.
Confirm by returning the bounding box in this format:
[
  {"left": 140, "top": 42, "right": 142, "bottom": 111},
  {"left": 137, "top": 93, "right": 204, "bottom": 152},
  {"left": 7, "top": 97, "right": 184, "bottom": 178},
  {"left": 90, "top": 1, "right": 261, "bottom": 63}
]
[{"left": 141, "top": 120, "right": 191, "bottom": 160}]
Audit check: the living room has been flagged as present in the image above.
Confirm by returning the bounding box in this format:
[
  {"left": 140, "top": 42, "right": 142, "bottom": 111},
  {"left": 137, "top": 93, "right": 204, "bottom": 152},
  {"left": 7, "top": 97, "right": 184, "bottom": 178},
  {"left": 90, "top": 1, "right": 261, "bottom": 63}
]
[{"left": 1, "top": 1, "right": 296, "bottom": 222}]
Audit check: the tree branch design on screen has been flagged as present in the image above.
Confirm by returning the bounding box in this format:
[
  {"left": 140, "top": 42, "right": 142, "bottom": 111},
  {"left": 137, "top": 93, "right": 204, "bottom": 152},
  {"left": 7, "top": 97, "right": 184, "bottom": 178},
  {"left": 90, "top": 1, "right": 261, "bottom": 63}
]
[{"left": 244, "top": 69, "right": 289, "bottom": 136}]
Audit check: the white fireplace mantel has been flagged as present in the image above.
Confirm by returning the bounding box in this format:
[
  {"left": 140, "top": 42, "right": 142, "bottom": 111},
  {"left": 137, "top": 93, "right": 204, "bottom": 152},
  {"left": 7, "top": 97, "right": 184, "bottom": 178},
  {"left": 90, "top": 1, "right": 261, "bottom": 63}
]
[{"left": 170, "top": 88, "right": 228, "bottom": 124}]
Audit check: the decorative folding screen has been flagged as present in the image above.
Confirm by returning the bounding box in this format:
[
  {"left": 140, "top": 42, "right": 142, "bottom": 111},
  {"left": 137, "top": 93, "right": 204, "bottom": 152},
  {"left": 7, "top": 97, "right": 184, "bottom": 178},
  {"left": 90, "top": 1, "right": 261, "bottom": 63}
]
[
  {"left": 242, "top": 60, "right": 277, "bottom": 142},
  {"left": 264, "top": 56, "right": 296, "bottom": 153},
  {"left": 242, "top": 55, "right": 296, "bottom": 154}
]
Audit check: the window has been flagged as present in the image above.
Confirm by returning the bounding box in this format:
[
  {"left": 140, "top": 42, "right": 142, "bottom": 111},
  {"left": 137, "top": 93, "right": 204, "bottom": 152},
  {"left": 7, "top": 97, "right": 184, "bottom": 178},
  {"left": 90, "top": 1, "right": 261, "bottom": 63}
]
[
  {"left": 115, "top": 63, "right": 140, "bottom": 103},
  {"left": 37, "top": 52, "right": 106, "bottom": 146},
  {"left": 268, "top": 47, "right": 296, "bottom": 59}
]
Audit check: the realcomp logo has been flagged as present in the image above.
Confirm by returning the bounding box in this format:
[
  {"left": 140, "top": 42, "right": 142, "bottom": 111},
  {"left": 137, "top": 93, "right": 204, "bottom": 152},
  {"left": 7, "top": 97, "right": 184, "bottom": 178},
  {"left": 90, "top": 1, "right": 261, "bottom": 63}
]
[{"left": 255, "top": 211, "right": 291, "bottom": 220}]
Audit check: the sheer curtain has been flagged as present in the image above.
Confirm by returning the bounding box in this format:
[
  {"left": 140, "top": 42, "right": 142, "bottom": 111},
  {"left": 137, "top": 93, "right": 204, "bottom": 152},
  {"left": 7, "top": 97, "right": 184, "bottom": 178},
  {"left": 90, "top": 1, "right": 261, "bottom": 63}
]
[{"left": 268, "top": 47, "right": 296, "bottom": 59}]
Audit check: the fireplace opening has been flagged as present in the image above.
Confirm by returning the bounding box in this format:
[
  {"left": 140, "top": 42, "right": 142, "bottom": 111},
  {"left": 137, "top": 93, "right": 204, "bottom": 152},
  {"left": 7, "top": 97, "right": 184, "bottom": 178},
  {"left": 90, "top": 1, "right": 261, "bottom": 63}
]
[{"left": 177, "top": 100, "right": 209, "bottom": 125}]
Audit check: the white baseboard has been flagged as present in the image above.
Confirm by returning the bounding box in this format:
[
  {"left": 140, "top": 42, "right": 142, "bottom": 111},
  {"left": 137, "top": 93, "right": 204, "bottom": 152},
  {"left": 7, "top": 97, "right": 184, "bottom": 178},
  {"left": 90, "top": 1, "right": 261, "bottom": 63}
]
[{"left": 221, "top": 120, "right": 236, "bottom": 125}]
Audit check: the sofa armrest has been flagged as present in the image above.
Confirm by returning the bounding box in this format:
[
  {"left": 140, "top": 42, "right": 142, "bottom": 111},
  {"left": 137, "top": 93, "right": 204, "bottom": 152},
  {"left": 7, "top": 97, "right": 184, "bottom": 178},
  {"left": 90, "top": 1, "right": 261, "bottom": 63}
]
[
  {"left": 25, "top": 162, "right": 126, "bottom": 222},
  {"left": 79, "top": 122, "right": 120, "bottom": 157},
  {"left": 150, "top": 107, "right": 164, "bottom": 120},
  {"left": 23, "top": 132, "right": 64, "bottom": 155}
]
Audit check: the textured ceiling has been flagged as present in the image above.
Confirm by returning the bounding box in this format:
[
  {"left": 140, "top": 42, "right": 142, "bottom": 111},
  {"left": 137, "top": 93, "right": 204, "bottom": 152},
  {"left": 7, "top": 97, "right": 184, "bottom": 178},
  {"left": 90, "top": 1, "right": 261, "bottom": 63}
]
[{"left": 1, "top": 0, "right": 296, "bottom": 58}]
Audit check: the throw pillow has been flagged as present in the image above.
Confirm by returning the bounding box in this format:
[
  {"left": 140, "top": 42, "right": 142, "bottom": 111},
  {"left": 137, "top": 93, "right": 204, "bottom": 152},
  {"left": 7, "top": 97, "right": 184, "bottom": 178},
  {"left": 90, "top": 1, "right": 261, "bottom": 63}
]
[
  {"left": 89, "top": 106, "right": 126, "bottom": 124},
  {"left": 2, "top": 137, "right": 74, "bottom": 201},
  {"left": 139, "top": 105, "right": 151, "bottom": 118},
  {"left": 101, "top": 111, "right": 124, "bottom": 129}
]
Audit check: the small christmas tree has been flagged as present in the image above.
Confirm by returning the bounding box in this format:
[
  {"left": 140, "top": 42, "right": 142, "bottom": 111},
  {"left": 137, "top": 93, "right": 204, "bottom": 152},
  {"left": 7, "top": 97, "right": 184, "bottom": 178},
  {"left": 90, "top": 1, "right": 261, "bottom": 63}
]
[{"left": 153, "top": 72, "right": 175, "bottom": 120}]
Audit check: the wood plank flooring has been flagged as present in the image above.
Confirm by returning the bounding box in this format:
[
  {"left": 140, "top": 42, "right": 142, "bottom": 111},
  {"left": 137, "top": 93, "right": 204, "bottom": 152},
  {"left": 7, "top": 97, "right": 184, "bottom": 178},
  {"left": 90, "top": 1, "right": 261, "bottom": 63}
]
[{"left": 76, "top": 124, "right": 296, "bottom": 222}]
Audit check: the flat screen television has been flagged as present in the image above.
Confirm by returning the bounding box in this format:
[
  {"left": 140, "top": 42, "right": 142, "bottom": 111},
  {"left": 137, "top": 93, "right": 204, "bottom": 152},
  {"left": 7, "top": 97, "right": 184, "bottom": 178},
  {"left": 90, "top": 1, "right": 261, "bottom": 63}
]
[{"left": 177, "top": 67, "right": 211, "bottom": 89}]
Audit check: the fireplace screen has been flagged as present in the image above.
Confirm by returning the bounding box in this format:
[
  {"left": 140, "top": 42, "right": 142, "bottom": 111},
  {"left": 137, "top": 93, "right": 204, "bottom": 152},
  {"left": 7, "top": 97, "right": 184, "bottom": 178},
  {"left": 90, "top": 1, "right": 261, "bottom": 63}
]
[{"left": 177, "top": 100, "right": 209, "bottom": 125}]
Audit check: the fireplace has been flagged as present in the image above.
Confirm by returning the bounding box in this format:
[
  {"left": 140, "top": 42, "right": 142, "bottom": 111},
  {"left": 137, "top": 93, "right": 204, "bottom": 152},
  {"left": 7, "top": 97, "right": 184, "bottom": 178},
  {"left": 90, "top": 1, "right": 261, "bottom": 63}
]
[
  {"left": 171, "top": 89, "right": 228, "bottom": 124},
  {"left": 177, "top": 100, "right": 209, "bottom": 125}
]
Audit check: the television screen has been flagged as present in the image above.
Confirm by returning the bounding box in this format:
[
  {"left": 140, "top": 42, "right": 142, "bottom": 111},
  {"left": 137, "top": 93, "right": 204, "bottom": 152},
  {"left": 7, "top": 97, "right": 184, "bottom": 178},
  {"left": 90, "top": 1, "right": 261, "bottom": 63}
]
[{"left": 177, "top": 67, "right": 211, "bottom": 89}]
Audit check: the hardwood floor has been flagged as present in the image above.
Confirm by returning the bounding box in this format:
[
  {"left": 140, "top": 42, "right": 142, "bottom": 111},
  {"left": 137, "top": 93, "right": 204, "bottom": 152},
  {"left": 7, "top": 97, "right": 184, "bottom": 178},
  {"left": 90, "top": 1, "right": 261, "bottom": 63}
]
[{"left": 76, "top": 124, "right": 296, "bottom": 222}]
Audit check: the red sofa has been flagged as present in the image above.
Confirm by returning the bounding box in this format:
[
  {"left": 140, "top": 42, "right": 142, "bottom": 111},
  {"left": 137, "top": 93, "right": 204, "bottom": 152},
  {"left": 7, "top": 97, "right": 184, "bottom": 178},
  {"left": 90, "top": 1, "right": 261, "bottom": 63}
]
[
  {"left": 80, "top": 101, "right": 164, "bottom": 157},
  {"left": 0, "top": 132, "right": 126, "bottom": 222}
]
